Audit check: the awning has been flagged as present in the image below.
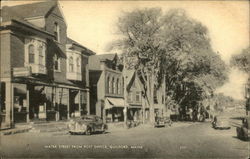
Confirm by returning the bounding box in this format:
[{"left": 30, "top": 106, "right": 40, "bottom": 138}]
[{"left": 104, "top": 97, "right": 127, "bottom": 109}]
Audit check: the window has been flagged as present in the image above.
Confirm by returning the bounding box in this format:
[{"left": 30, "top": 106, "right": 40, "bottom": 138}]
[
  {"left": 76, "top": 57, "right": 81, "bottom": 73},
  {"left": 38, "top": 45, "right": 44, "bottom": 65},
  {"left": 69, "top": 56, "right": 74, "bottom": 72},
  {"left": 136, "top": 91, "right": 141, "bottom": 102},
  {"left": 112, "top": 77, "right": 115, "bottom": 94},
  {"left": 128, "top": 91, "right": 133, "bottom": 102},
  {"left": 54, "top": 22, "right": 60, "bottom": 42},
  {"left": 28, "top": 44, "right": 35, "bottom": 63},
  {"left": 117, "top": 79, "right": 120, "bottom": 94},
  {"left": 107, "top": 76, "right": 110, "bottom": 93},
  {"left": 54, "top": 54, "right": 60, "bottom": 71},
  {"left": 109, "top": 77, "right": 112, "bottom": 94}
]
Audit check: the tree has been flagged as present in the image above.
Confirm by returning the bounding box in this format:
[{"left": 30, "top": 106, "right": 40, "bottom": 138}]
[
  {"left": 110, "top": 8, "right": 228, "bottom": 122},
  {"left": 230, "top": 46, "right": 250, "bottom": 74}
]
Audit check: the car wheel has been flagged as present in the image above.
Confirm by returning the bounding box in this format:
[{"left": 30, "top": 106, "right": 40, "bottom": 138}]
[
  {"left": 86, "top": 128, "right": 92, "bottom": 135},
  {"left": 101, "top": 125, "right": 106, "bottom": 134},
  {"left": 69, "top": 131, "right": 75, "bottom": 135},
  {"left": 236, "top": 128, "right": 241, "bottom": 139}
]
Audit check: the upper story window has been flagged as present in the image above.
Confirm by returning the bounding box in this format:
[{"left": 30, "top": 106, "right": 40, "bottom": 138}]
[
  {"left": 28, "top": 44, "right": 35, "bottom": 63},
  {"left": 76, "top": 57, "right": 81, "bottom": 73},
  {"left": 54, "top": 54, "right": 61, "bottom": 71},
  {"left": 106, "top": 76, "right": 110, "bottom": 93},
  {"left": 117, "top": 79, "right": 120, "bottom": 94},
  {"left": 38, "top": 45, "right": 44, "bottom": 65},
  {"left": 128, "top": 91, "right": 133, "bottom": 102},
  {"left": 54, "top": 22, "right": 60, "bottom": 42},
  {"left": 112, "top": 77, "right": 116, "bottom": 94},
  {"left": 109, "top": 77, "right": 112, "bottom": 94},
  {"left": 69, "top": 56, "right": 74, "bottom": 72},
  {"left": 135, "top": 91, "right": 141, "bottom": 102}
]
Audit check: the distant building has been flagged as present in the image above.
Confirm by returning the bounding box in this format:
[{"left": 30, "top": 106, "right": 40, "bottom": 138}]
[{"left": 0, "top": 1, "right": 95, "bottom": 129}]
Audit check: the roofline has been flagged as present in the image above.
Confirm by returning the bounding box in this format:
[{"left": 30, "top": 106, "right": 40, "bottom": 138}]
[{"left": 1, "top": 19, "right": 54, "bottom": 38}]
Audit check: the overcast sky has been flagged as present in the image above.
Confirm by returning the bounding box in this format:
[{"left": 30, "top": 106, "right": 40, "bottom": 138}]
[{"left": 2, "top": 0, "right": 249, "bottom": 100}]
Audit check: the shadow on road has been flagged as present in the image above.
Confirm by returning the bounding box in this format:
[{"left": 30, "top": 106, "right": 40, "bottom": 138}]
[{"left": 232, "top": 136, "right": 250, "bottom": 142}]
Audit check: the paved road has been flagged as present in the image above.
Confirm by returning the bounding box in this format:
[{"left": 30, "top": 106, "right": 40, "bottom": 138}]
[{"left": 0, "top": 122, "right": 249, "bottom": 158}]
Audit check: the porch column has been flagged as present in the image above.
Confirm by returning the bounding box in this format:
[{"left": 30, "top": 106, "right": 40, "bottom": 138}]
[
  {"left": 26, "top": 86, "right": 30, "bottom": 123},
  {"left": 67, "top": 89, "right": 70, "bottom": 119},
  {"left": 86, "top": 89, "right": 90, "bottom": 115},
  {"left": 5, "top": 81, "right": 14, "bottom": 128}
]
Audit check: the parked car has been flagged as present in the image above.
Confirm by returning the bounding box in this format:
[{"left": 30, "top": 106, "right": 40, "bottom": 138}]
[
  {"left": 212, "top": 115, "right": 231, "bottom": 129},
  {"left": 154, "top": 116, "right": 172, "bottom": 127},
  {"left": 236, "top": 117, "right": 250, "bottom": 140},
  {"left": 68, "top": 115, "right": 108, "bottom": 135}
]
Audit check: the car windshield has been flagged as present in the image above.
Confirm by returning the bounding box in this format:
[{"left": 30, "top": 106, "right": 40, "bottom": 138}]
[{"left": 82, "top": 116, "right": 95, "bottom": 121}]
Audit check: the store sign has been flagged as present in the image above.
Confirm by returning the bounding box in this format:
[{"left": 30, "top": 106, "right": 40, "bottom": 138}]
[{"left": 13, "top": 67, "right": 31, "bottom": 77}]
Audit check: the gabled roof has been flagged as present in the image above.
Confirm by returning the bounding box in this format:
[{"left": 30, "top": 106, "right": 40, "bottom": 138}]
[
  {"left": 1, "top": 1, "right": 57, "bottom": 22},
  {"left": 89, "top": 53, "right": 117, "bottom": 70},
  {"left": 67, "top": 37, "right": 95, "bottom": 56}
]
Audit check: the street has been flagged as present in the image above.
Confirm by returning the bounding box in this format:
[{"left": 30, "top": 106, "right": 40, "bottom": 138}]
[{"left": 1, "top": 120, "right": 249, "bottom": 159}]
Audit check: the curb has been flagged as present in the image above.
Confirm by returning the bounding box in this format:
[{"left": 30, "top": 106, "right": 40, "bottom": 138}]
[{"left": 0, "top": 127, "right": 32, "bottom": 135}]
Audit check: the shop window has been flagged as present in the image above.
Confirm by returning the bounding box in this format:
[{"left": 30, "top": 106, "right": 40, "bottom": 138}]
[
  {"left": 0, "top": 82, "right": 6, "bottom": 113},
  {"left": 28, "top": 44, "right": 35, "bottom": 63}
]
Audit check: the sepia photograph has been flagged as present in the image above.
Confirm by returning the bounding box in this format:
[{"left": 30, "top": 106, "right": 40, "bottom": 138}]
[{"left": 0, "top": 0, "right": 249, "bottom": 158}]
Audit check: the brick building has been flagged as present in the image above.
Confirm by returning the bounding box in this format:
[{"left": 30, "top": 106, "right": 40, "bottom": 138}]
[
  {"left": 89, "top": 54, "right": 126, "bottom": 123},
  {"left": 0, "top": 1, "right": 95, "bottom": 129}
]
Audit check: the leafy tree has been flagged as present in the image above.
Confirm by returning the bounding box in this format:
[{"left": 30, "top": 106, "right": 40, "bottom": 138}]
[
  {"left": 110, "top": 8, "right": 228, "bottom": 122},
  {"left": 230, "top": 46, "right": 250, "bottom": 74}
]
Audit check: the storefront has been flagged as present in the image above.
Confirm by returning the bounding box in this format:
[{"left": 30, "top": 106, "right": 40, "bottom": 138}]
[
  {"left": 104, "top": 97, "right": 127, "bottom": 123},
  {"left": 127, "top": 106, "right": 142, "bottom": 121},
  {"left": 0, "top": 79, "right": 89, "bottom": 129}
]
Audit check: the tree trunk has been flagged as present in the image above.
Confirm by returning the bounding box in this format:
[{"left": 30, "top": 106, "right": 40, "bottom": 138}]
[{"left": 149, "top": 72, "right": 155, "bottom": 124}]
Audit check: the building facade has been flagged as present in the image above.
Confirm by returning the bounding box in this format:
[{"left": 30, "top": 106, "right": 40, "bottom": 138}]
[
  {"left": 89, "top": 54, "right": 126, "bottom": 123},
  {"left": 0, "top": 1, "right": 95, "bottom": 129}
]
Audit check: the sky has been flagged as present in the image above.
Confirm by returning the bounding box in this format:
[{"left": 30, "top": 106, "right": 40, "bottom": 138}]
[{"left": 1, "top": 0, "right": 249, "bottom": 100}]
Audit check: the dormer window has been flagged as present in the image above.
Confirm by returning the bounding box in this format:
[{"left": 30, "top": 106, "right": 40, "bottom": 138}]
[
  {"left": 54, "top": 22, "right": 60, "bottom": 42},
  {"left": 28, "top": 44, "right": 35, "bottom": 63},
  {"left": 54, "top": 54, "right": 61, "bottom": 71}
]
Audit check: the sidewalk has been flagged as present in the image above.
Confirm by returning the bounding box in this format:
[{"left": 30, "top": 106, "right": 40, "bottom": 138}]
[{"left": 0, "top": 124, "right": 32, "bottom": 135}]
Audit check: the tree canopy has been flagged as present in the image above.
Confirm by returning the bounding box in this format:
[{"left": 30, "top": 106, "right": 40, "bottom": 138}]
[
  {"left": 110, "top": 8, "right": 228, "bottom": 115},
  {"left": 230, "top": 46, "right": 250, "bottom": 74}
]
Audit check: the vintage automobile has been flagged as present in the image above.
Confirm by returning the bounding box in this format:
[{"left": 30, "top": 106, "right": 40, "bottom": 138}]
[
  {"left": 236, "top": 117, "right": 250, "bottom": 141},
  {"left": 68, "top": 115, "right": 108, "bottom": 135},
  {"left": 154, "top": 116, "right": 172, "bottom": 127},
  {"left": 212, "top": 115, "right": 231, "bottom": 129}
]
